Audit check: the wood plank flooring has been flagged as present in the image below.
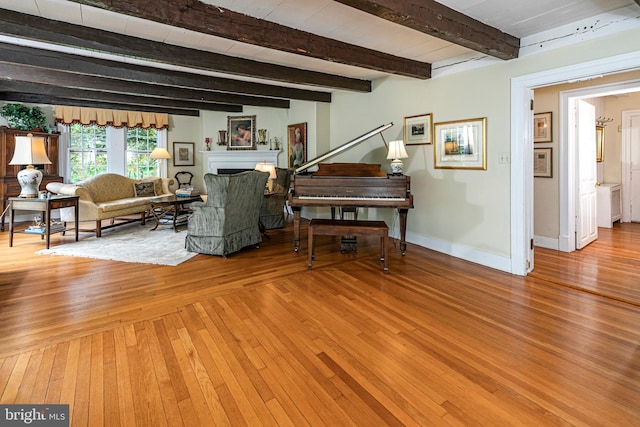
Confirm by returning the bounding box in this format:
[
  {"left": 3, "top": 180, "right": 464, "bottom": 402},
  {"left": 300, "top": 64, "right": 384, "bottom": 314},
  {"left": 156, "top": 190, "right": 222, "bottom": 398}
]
[{"left": 1, "top": 218, "right": 639, "bottom": 426}]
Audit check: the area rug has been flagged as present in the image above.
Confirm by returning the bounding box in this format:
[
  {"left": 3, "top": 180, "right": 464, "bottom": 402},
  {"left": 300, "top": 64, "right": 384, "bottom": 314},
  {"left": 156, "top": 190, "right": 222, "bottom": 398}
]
[{"left": 36, "top": 223, "right": 198, "bottom": 266}]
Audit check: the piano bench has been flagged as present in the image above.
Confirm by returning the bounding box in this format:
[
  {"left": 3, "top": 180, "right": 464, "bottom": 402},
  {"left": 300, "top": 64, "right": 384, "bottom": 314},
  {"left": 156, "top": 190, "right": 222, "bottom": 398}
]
[{"left": 307, "top": 219, "right": 388, "bottom": 273}]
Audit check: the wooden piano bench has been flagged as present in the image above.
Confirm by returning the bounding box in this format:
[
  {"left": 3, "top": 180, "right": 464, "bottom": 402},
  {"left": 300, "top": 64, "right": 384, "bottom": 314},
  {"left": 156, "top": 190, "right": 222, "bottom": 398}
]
[{"left": 307, "top": 219, "right": 389, "bottom": 273}]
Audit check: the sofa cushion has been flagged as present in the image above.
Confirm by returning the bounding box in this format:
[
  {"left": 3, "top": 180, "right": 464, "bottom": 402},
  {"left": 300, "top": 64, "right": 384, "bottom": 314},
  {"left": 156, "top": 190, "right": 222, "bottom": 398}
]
[
  {"left": 134, "top": 181, "right": 156, "bottom": 197},
  {"left": 97, "top": 197, "right": 151, "bottom": 213}
]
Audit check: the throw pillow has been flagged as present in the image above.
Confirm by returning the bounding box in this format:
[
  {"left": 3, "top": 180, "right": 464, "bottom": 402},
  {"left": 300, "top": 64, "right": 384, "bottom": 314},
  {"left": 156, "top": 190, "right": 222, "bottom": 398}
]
[
  {"left": 133, "top": 181, "right": 156, "bottom": 197},
  {"left": 140, "top": 177, "right": 163, "bottom": 196}
]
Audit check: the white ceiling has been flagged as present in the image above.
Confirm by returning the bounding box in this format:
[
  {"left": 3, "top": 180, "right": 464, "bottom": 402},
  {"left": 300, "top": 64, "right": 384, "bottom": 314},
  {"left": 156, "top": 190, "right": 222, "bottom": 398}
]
[{"left": 0, "top": 0, "right": 639, "bottom": 90}]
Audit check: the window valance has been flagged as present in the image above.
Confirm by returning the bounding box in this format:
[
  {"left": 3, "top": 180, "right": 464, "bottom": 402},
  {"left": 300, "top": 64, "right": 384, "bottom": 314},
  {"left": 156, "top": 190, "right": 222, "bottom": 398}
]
[{"left": 54, "top": 106, "right": 169, "bottom": 129}]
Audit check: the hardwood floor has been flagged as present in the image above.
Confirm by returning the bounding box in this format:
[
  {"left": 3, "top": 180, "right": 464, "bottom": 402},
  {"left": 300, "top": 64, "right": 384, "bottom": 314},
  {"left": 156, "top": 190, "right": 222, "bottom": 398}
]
[{"left": 1, "top": 218, "right": 639, "bottom": 426}]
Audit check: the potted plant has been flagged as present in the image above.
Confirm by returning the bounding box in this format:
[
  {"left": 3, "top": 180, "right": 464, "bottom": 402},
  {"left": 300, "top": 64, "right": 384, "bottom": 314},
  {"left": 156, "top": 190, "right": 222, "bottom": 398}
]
[{"left": 0, "top": 103, "right": 48, "bottom": 131}]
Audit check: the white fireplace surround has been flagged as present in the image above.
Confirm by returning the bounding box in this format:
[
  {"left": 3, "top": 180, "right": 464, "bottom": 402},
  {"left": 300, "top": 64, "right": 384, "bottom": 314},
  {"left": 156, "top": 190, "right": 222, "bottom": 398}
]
[{"left": 202, "top": 150, "right": 281, "bottom": 174}]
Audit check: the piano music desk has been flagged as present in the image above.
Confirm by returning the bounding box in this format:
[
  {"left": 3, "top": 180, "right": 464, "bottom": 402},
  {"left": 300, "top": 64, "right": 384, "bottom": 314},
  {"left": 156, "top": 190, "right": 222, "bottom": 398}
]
[{"left": 307, "top": 219, "right": 388, "bottom": 273}]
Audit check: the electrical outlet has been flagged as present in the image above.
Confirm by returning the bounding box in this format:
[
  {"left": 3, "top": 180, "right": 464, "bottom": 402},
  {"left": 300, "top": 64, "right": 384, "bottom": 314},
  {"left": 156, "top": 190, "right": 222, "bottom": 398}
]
[{"left": 499, "top": 152, "right": 510, "bottom": 164}]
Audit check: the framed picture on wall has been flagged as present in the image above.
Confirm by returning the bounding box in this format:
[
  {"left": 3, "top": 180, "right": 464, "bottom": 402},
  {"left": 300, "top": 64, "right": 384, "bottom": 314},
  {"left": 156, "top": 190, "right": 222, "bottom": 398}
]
[
  {"left": 287, "top": 122, "right": 307, "bottom": 168},
  {"left": 173, "top": 142, "right": 194, "bottom": 166},
  {"left": 534, "top": 112, "right": 552, "bottom": 143},
  {"left": 227, "top": 115, "right": 256, "bottom": 150},
  {"left": 404, "top": 113, "right": 433, "bottom": 145},
  {"left": 534, "top": 147, "right": 552, "bottom": 177},
  {"left": 434, "top": 117, "right": 487, "bottom": 170}
]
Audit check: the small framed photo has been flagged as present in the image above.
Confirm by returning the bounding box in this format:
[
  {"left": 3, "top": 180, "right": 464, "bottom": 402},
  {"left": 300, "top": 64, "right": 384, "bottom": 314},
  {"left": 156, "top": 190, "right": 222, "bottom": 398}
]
[
  {"left": 534, "top": 112, "right": 552, "bottom": 143},
  {"left": 534, "top": 147, "right": 552, "bottom": 178},
  {"left": 173, "top": 142, "right": 194, "bottom": 166},
  {"left": 404, "top": 113, "right": 433, "bottom": 145},
  {"left": 434, "top": 117, "right": 487, "bottom": 170},
  {"left": 287, "top": 122, "right": 307, "bottom": 168},
  {"left": 227, "top": 115, "right": 256, "bottom": 150}
]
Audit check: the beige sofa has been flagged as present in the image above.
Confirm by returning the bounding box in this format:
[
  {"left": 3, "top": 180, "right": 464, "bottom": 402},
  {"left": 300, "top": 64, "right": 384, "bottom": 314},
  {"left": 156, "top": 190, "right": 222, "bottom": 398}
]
[{"left": 47, "top": 173, "right": 174, "bottom": 237}]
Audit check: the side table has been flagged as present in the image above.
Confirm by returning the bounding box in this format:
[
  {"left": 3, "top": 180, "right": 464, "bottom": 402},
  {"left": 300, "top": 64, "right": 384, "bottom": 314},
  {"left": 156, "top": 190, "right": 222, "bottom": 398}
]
[{"left": 9, "top": 195, "right": 79, "bottom": 249}]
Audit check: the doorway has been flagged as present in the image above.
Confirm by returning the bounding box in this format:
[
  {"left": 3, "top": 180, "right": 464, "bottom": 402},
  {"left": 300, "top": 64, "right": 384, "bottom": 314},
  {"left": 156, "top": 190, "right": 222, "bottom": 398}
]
[{"left": 510, "top": 50, "right": 640, "bottom": 275}]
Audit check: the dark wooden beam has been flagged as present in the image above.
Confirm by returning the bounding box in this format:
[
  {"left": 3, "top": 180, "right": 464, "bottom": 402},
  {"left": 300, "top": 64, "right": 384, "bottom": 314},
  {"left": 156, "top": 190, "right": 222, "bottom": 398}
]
[
  {"left": 0, "top": 42, "right": 328, "bottom": 103},
  {"left": 0, "top": 61, "right": 289, "bottom": 110},
  {"left": 0, "top": 81, "right": 243, "bottom": 113},
  {"left": 0, "top": 8, "right": 370, "bottom": 92},
  {"left": 63, "top": 0, "right": 432, "bottom": 79},
  {"left": 0, "top": 93, "right": 201, "bottom": 117},
  {"left": 333, "top": 0, "right": 520, "bottom": 60}
]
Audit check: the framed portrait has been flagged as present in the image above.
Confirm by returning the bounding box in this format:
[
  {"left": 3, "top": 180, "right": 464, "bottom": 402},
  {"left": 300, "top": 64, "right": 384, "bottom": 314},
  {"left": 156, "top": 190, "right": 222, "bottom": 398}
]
[
  {"left": 596, "top": 125, "right": 604, "bottom": 162},
  {"left": 534, "top": 147, "right": 552, "bottom": 178},
  {"left": 404, "top": 113, "right": 433, "bottom": 145},
  {"left": 173, "top": 142, "right": 194, "bottom": 166},
  {"left": 534, "top": 112, "right": 552, "bottom": 143},
  {"left": 434, "top": 117, "right": 487, "bottom": 170},
  {"left": 287, "top": 122, "right": 307, "bottom": 168},
  {"left": 227, "top": 115, "right": 256, "bottom": 150}
]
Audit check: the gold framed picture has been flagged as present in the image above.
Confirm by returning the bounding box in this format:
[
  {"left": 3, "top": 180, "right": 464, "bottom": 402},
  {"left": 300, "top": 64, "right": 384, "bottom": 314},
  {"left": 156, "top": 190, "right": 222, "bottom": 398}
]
[{"left": 434, "top": 117, "right": 487, "bottom": 170}]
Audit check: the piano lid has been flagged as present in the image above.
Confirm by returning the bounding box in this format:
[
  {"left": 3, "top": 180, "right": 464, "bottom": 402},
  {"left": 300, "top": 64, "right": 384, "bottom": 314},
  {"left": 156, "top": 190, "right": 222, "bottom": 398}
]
[{"left": 294, "top": 122, "right": 393, "bottom": 174}]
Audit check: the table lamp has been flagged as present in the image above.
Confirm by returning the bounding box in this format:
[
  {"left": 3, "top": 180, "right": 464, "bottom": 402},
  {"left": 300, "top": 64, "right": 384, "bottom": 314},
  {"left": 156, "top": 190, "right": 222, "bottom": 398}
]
[
  {"left": 386, "top": 140, "right": 408, "bottom": 175},
  {"left": 9, "top": 133, "right": 52, "bottom": 198},
  {"left": 255, "top": 161, "right": 277, "bottom": 192}
]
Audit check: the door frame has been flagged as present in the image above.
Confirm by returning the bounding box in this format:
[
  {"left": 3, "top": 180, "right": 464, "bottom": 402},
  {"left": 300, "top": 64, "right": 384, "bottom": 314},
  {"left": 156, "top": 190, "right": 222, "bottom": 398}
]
[
  {"left": 622, "top": 109, "right": 640, "bottom": 222},
  {"left": 510, "top": 50, "right": 640, "bottom": 275}
]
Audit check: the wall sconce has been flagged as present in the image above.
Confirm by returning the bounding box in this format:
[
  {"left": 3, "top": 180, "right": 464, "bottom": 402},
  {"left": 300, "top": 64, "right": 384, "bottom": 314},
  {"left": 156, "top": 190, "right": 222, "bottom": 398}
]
[
  {"left": 258, "top": 129, "right": 268, "bottom": 145},
  {"left": 217, "top": 130, "right": 227, "bottom": 146}
]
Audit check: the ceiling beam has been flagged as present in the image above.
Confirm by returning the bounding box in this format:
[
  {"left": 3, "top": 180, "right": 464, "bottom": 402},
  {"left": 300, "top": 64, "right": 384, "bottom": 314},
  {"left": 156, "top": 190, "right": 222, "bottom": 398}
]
[
  {"left": 0, "top": 81, "right": 244, "bottom": 113},
  {"left": 0, "top": 61, "right": 290, "bottom": 110},
  {"left": 63, "top": 0, "right": 432, "bottom": 79},
  {"left": 0, "top": 8, "right": 371, "bottom": 92},
  {"left": 0, "top": 43, "right": 328, "bottom": 104},
  {"left": 333, "top": 0, "right": 520, "bottom": 60},
  {"left": 0, "top": 93, "right": 201, "bottom": 117}
]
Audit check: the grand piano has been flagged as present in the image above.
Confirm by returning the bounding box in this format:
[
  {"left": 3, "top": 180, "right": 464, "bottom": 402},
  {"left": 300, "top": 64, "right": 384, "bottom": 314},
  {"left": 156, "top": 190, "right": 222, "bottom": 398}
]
[{"left": 288, "top": 123, "right": 414, "bottom": 254}]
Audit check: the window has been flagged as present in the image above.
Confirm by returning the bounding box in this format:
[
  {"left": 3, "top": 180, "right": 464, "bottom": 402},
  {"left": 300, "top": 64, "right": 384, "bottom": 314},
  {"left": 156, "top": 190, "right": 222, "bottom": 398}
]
[
  {"left": 64, "top": 124, "right": 166, "bottom": 183},
  {"left": 126, "top": 127, "right": 159, "bottom": 179},
  {"left": 68, "top": 124, "right": 108, "bottom": 182}
]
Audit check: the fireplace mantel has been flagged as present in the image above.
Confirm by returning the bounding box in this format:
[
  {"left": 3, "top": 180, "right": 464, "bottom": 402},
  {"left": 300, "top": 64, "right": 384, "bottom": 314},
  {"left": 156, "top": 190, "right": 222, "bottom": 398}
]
[{"left": 202, "top": 150, "right": 281, "bottom": 174}]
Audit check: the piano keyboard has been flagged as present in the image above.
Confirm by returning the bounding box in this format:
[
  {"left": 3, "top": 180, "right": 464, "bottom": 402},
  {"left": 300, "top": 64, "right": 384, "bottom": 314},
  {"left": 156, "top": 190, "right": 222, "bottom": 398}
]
[{"left": 298, "top": 195, "right": 406, "bottom": 201}]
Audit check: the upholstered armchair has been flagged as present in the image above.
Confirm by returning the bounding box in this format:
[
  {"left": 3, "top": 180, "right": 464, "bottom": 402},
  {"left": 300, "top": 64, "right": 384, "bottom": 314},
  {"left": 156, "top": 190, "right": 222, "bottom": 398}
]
[
  {"left": 260, "top": 167, "right": 293, "bottom": 230},
  {"left": 185, "top": 170, "right": 269, "bottom": 257}
]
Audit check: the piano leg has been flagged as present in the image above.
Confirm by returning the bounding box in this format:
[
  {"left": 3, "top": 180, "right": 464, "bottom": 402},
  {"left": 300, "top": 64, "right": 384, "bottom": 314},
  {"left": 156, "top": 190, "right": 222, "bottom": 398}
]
[
  {"left": 399, "top": 209, "right": 408, "bottom": 256},
  {"left": 292, "top": 207, "right": 301, "bottom": 252}
]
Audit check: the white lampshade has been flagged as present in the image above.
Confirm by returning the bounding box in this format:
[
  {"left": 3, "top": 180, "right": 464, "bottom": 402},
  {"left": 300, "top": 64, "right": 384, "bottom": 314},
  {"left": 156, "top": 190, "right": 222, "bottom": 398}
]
[
  {"left": 386, "top": 140, "right": 408, "bottom": 160},
  {"left": 9, "top": 134, "right": 52, "bottom": 198},
  {"left": 9, "top": 134, "right": 52, "bottom": 166},
  {"left": 386, "top": 140, "right": 408, "bottom": 175},
  {"left": 255, "top": 162, "right": 277, "bottom": 179},
  {"left": 150, "top": 147, "right": 171, "bottom": 159}
]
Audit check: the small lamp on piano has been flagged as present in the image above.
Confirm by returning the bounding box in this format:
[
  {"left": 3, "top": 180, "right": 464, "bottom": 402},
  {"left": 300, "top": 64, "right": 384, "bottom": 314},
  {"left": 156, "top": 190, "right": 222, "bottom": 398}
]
[
  {"left": 386, "top": 140, "right": 408, "bottom": 175},
  {"left": 9, "top": 133, "right": 52, "bottom": 198},
  {"left": 255, "top": 161, "right": 277, "bottom": 192}
]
